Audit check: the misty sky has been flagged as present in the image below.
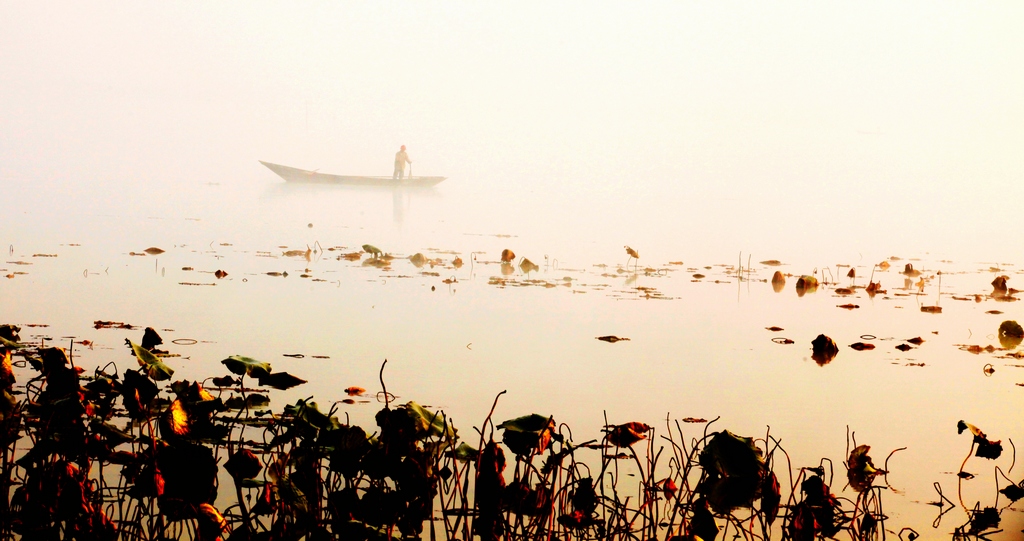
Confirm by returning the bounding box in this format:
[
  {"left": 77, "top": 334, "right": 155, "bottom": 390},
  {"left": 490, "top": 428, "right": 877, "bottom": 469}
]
[{"left": 2, "top": 2, "right": 1023, "bottom": 243}]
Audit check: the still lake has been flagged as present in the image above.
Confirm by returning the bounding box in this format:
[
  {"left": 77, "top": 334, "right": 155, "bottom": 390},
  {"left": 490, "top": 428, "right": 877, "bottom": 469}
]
[{"left": 4, "top": 164, "right": 1023, "bottom": 537}]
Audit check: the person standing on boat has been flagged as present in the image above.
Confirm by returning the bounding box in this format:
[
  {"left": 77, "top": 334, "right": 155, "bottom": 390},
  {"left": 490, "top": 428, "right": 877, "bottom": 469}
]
[{"left": 393, "top": 145, "right": 412, "bottom": 180}]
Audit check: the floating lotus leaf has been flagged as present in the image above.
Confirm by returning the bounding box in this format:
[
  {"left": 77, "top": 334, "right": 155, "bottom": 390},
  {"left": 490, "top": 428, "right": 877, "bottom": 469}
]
[
  {"left": 811, "top": 334, "right": 839, "bottom": 365},
  {"left": 128, "top": 340, "right": 174, "bottom": 381},
  {"left": 998, "top": 320, "right": 1023, "bottom": 349},
  {"left": 221, "top": 355, "right": 271, "bottom": 379},
  {"left": 605, "top": 422, "right": 650, "bottom": 448},
  {"left": 258, "top": 371, "right": 307, "bottom": 390}
]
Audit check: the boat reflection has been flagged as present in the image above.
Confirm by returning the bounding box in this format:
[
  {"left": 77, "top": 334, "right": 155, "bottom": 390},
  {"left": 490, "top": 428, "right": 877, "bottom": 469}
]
[{"left": 261, "top": 181, "right": 440, "bottom": 226}]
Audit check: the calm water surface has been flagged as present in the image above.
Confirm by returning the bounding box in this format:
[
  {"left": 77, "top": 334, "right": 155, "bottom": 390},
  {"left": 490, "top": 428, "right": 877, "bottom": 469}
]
[{"left": 4, "top": 169, "right": 1024, "bottom": 537}]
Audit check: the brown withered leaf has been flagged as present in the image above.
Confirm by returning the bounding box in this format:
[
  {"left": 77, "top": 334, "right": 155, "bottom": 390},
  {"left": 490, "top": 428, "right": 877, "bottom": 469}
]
[
  {"left": 345, "top": 386, "right": 366, "bottom": 396},
  {"left": 682, "top": 417, "right": 708, "bottom": 423},
  {"left": 772, "top": 337, "right": 795, "bottom": 344},
  {"left": 895, "top": 344, "right": 913, "bottom": 351},
  {"left": 605, "top": 422, "right": 651, "bottom": 448},
  {"left": 906, "top": 337, "right": 925, "bottom": 345},
  {"left": 596, "top": 335, "right": 630, "bottom": 343},
  {"left": 920, "top": 306, "right": 942, "bottom": 313},
  {"left": 766, "top": 326, "right": 784, "bottom": 332},
  {"left": 849, "top": 342, "right": 875, "bottom": 351},
  {"left": 837, "top": 304, "right": 860, "bottom": 310}
]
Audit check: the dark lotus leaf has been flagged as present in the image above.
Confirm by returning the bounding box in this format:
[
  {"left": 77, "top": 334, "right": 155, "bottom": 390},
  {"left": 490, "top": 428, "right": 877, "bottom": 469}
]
[
  {"left": 211, "top": 375, "right": 240, "bottom": 387},
  {"left": 975, "top": 437, "right": 1003, "bottom": 459},
  {"left": 286, "top": 398, "right": 335, "bottom": 429},
  {"left": 497, "top": 414, "right": 556, "bottom": 456},
  {"left": 799, "top": 475, "right": 843, "bottom": 537},
  {"left": 258, "top": 371, "right": 308, "bottom": 390},
  {"left": 969, "top": 507, "right": 1000, "bottom": 535},
  {"left": 221, "top": 355, "right": 271, "bottom": 378},
  {"left": 999, "top": 320, "right": 1024, "bottom": 337},
  {"left": 789, "top": 502, "right": 819, "bottom": 541},
  {"left": 84, "top": 375, "right": 118, "bottom": 395},
  {"left": 810, "top": 335, "right": 839, "bottom": 365},
  {"left": 571, "top": 478, "right": 597, "bottom": 515},
  {"left": 403, "top": 401, "right": 456, "bottom": 441},
  {"left": 847, "top": 445, "right": 880, "bottom": 492},
  {"left": 502, "top": 479, "right": 552, "bottom": 516},
  {"left": 224, "top": 449, "right": 262, "bottom": 480},
  {"left": 800, "top": 475, "right": 830, "bottom": 505},
  {"left": 224, "top": 394, "right": 271, "bottom": 411},
  {"left": 957, "top": 420, "right": 969, "bottom": 434},
  {"left": 0, "top": 324, "right": 20, "bottom": 342},
  {"left": 158, "top": 442, "right": 219, "bottom": 507},
  {"left": 699, "top": 431, "right": 765, "bottom": 480},
  {"left": 141, "top": 327, "right": 163, "bottom": 350},
  {"left": 699, "top": 475, "right": 761, "bottom": 513},
  {"left": 474, "top": 440, "right": 506, "bottom": 541},
  {"left": 127, "top": 340, "right": 174, "bottom": 381},
  {"left": 328, "top": 487, "right": 360, "bottom": 530},
  {"left": 795, "top": 275, "right": 818, "bottom": 296},
  {"left": 998, "top": 320, "right": 1023, "bottom": 349},
  {"left": 691, "top": 497, "right": 719, "bottom": 541},
  {"left": 324, "top": 426, "right": 371, "bottom": 478},
  {"left": 40, "top": 347, "right": 80, "bottom": 398},
  {"left": 761, "top": 470, "right": 781, "bottom": 525},
  {"left": 122, "top": 369, "right": 161, "bottom": 418},
  {"left": 447, "top": 442, "right": 479, "bottom": 462},
  {"left": 1000, "top": 484, "right": 1024, "bottom": 502}
]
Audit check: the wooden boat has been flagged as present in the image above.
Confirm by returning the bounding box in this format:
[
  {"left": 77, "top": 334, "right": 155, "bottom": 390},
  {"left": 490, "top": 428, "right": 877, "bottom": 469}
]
[{"left": 260, "top": 161, "right": 446, "bottom": 187}]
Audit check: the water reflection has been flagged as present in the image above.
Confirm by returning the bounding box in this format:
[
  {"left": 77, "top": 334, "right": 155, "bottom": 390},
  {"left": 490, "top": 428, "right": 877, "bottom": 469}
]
[{"left": 261, "top": 181, "right": 440, "bottom": 226}]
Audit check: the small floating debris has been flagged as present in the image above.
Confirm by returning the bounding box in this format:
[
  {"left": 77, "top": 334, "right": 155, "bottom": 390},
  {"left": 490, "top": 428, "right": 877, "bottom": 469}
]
[
  {"left": 596, "top": 335, "right": 630, "bottom": 343},
  {"left": 144, "top": 247, "right": 165, "bottom": 255},
  {"left": 94, "top": 320, "right": 136, "bottom": 330},
  {"left": 849, "top": 342, "right": 875, "bottom": 351},
  {"left": 766, "top": 326, "right": 784, "bottom": 332}
]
